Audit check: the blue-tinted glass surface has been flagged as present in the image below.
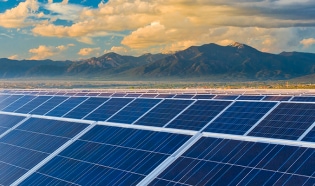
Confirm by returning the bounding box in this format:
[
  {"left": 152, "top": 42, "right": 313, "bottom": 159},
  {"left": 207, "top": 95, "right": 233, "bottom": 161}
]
[
  {"left": 22, "top": 126, "right": 190, "bottom": 185},
  {"left": 45, "top": 97, "right": 88, "bottom": 117},
  {"left": 125, "top": 93, "right": 141, "bottom": 97},
  {"left": 84, "top": 98, "right": 133, "bottom": 121},
  {"left": 0, "top": 114, "right": 25, "bottom": 135},
  {"left": 173, "top": 94, "right": 195, "bottom": 99},
  {"left": 248, "top": 103, "right": 315, "bottom": 140},
  {"left": 2, "top": 95, "right": 36, "bottom": 112},
  {"left": 86, "top": 92, "right": 100, "bottom": 96},
  {"left": 0, "top": 95, "right": 24, "bottom": 110},
  {"left": 302, "top": 126, "right": 315, "bottom": 142},
  {"left": 263, "top": 96, "right": 292, "bottom": 101},
  {"left": 108, "top": 98, "right": 161, "bottom": 124},
  {"left": 166, "top": 100, "right": 231, "bottom": 131},
  {"left": 237, "top": 95, "right": 264, "bottom": 100},
  {"left": 98, "top": 93, "right": 113, "bottom": 97},
  {"left": 64, "top": 97, "right": 109, "bottom": 119},
  {"left": 15, "top": 96, "right": 52, "bottom": 114},
  {"left": 292, "top": 96, "right": 315, "bottom": 102},
  {"left": 156, "top": 94, "right": 175, "bottom": 98},
  {"left": 0, "top": 118, "right": 87, "bottom": 185},
  {"left": 192, "top": 94, "right": 215, "bottom": 99},
  {"left": 140, "top": 94, "right": 158, "bottom": 98},
  {"left": 135, "top": 99, "right": 194, "bottom": 127},
  {"left": 111, "top": 93, "right": 126, "bottom": 97},
  {"left": 29, "top": 96, "right": 68, "bottom": 115},
  {"left": 0, "top": 95, "right": 10, "bottom": 103},
  {"left": 205, "top": 101, "right": 276, "bottom": 135},
  {"left": 152, "top": 137, "right": 315, "bottom": 186},
  {"left": 214, "top": 95, "right": 239, "bottom": 100}
]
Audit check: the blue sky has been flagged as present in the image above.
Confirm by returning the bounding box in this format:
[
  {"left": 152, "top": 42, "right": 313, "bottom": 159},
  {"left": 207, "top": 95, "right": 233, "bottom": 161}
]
[{"left": 1, "top": 0, "right": 315, "bottom": 60}]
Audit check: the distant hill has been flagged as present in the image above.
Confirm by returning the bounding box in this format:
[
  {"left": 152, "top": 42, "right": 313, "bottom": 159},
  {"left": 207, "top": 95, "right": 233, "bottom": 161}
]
[{"left": 1, "top": 42, "right": 315, "bottom": 80}]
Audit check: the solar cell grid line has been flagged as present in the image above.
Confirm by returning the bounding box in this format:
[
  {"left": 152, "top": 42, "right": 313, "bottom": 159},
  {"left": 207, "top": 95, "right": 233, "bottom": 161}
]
[
  {"left": 45, "top": 97, "right": 88, "bottom": 117},
  {"left": 20, "top": 125, "right": 192, "bottom": 186},
  {"left": 248, "top": 102, "right": 315, "bottom": 140},
  {"left": 204, "top": 101, "right": 277, "bottom": 135},
  {"left": 29, "top": 96, "right": 69, "bottom": 115},
  {"left": 0, "top": 94, "right": 11, "bottom": 104},
  {"left": 263, "top": 95, "right": 292, "bottom": 101},
  {"left": 192, "top": 94, "right": 215, "bottom": 99},
  {"left": 84, "top": 98, "right": 134, "bottom": 121},
  {"left": 104, "top": 98, "right": 137, "bottom": 122},
  {"left": 291, "top": 96, "right": 315, "bottom": 102},
  {"left": 131, "top": 99, "right": 165, "bottom": 125},
  {"left": 213, "top": 95, "right": 239, "bottom": 100},
  {"left": 0, "top": 114, "right": 28, "bottom": 138},
  {"left": 63, "top": 97, "right": 109, "bottom": 120},
  {"left": 14, "top": 96, "right": 53, "bottom": 114},
  {"left": 134, "top": 99, "right": 194, "bottom": 127},
  {"left": 0, "top": 118, "right": 90, "bottom": 185},
  {"left": 165, "top": 100, "right": 232, "bottom": 131},
  {"left": 0, "top": 95, "right": 24, "bottom": 110},
  {"left": 300, "top": 121, "right": 315, "bottom": 142},
  {"left": 2, "top": 95, "right": 37, "bottom": 112},
  {"left": 11, "top": 120, "right": 96, "bottom": 186}
]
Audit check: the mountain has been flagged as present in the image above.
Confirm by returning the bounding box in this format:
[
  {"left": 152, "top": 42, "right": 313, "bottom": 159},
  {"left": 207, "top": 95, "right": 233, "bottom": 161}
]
[{"left": 1, "top": 42, "right": 315, "bottom": 80}]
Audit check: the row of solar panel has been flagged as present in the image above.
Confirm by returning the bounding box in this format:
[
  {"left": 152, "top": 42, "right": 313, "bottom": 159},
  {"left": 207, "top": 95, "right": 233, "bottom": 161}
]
[
  {"left": 3, "top": 91, "right": 315, "bottom": 102},
  {"left": 0, "top": 114, "right": 314, "bottom": 185},
  {"left": 1, "top": 94, "right": 315, "bottom": 141}
]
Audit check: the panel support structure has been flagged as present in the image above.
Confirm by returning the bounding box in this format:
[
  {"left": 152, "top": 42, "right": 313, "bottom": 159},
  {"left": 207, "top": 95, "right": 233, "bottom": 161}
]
[{"left": 298, "top": 121, "right": 315, "bottom": 141}]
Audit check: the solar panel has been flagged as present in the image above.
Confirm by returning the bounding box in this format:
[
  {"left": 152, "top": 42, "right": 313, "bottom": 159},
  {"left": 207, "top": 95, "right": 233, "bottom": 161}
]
[
  {"left": 237, "top": 95, "right": 264, "bottom": 100},
  {"left": 301, "top": 126, "right": 315, "bottom": 142},
  {"left": 98, "top": 93, "right": 113, "bottom": 97},
  {"left": 29, "top": 96, "right": 68, "bottom": 115},
  {"left": 108, "top": 98, "right": 162, "bottom": 124},
  {"left": 0, "top": 114, "right": 25, "bottom": 135},
  {"left": 2, "top": 95, "right": 36, "bottom": 112},
  {"left": 151, "top": 137, "right": 315, "bottom": 185},
  {"left": 84, "top": 98, "right": 134, "bottom": 121},
  {"left": 0, "top": 94, "right": 11, "bottom": 103},
  {"left": 291, "top": 96, "right": 315, "bottom": 102},
  {"left": 248, "top": 103, "right": 315, "bottom": 140},
  {"left": 45, "top": 97, "right": 88, "bottom": 117},
  {"left": 21, "top": 126, "right": 191, "bottom": 185},
  {"left": 135, "top": 99, "right": 194, "bottom": 127},
  {"left": 0, "top": 118, "right": 88, "bottom": 185},
  {"left": 166, "top": 100, "right": 232, "bottom": 131},
  {"left": 0, "top": 95, "right": 24, "bottom": 110},
  {"left": 192, "top": 94, "right": 215, "bottom": 99},
  {"left": 14, "top": 96, "right": 53, "bottom": 114},
  {"left": 63, "top": 97, "right": 109, "bottom": 119},
  {"left": 125, "top": 93, "right": 142, "bottom": 98},
  {"left": 173, "top": 94, "right": 195, "bottom": 99},
  {"left": 111, "top": 93, "right": 126, "bottom": 97},
  {"left": 140, "top": 94, "right": 158, "bottom": 98},
  {"left": 204, "top": 101, "right": 277, "bottom": 135},
  {"left": 214, "top": 95, "right": 239, "bottom": 100},
  {"left": 263, "top": 96, "right": 292, "bottom": 101},
  {"left": 155, "top": 94, "right": 175, "bottom": 98}
]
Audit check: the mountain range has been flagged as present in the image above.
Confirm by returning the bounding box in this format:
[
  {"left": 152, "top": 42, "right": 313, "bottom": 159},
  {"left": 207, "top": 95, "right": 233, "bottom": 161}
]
[{"left": 1, "top": 42, "right": 315, "bottom": 81}]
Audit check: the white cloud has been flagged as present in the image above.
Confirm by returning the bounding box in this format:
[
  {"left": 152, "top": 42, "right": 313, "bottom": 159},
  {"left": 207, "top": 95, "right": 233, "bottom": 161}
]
[
  {"left": 300, "top": 38, "right": 315, "bottom": 48},
  {"left": 29, "top": 44, "right": 74, "bottom": 60},
  {"left": 78, "top": 47, "right": 100, "bottom": 56},
  {"left": 8, "top": 55, "right": 19, "bottom": 60}
]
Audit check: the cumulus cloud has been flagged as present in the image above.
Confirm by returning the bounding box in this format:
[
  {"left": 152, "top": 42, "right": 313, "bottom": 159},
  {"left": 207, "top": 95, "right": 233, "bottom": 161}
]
[
  {"left": 0, "top": 0, "right": 39, "bottom": 28},
  {"left": 300, "top": 38, "right": 315, "bottom": 48},
  {"left": 78, "top": 47, "right": 100, "bottom": 56},
  {"left": 8, "top": 55, "right": 19, "bottom": 60},
  {"left": 29, "top": 44, "right": 74, "bottom": 60}
]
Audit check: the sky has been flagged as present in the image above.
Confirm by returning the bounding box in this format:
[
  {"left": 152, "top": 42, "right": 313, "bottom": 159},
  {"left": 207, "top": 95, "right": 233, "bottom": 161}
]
[{"left": 0, "top": 0, "right": 315, "bottom": 60}]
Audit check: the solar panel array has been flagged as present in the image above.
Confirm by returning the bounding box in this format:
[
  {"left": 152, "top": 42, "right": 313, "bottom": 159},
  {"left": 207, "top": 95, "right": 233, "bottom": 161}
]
[{"left": 0, "top": 89, "right": 315, "bottom": 185}]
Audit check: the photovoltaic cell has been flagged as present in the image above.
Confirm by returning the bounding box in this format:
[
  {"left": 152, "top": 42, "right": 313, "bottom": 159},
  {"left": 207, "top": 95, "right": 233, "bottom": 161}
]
[
  {"left": 0, "top": 95, "right": 24, "bottom": 110},
  {"left": 237, "top": 95, "right": 264, "bottom": 100},
  {"left": 125, "top": 93, "right": 142, "bottom": 98},
  {"left": 2, "top": 95, "right": 36, "bottom": 112},
  {"left": 140, "top": 94, "right": 158, "bottom": 98},
  {"left": 204, "top": 101, "right": 277, "bottom": 135},
  {"left": 29, "top": 96, "right": 68, "bottom": 115},
  {"left": 84, "top": 98, "right": 133, "bottom": 121},
  {"left": 263, "top": 96, "right": 292, "bottom": 101},
  {"left": 45, "top": 97, "right": 88, "bottom": 117},
  {"left": 151, "top": 137, "right": 315, "bottom": 186},
  {"left": 111, "top": 93, "right": 126, "bottom": 97},
  {"left": 0, "top": 114, "right": 25, "bottom": 135},
  {"left": 15, "top": 96, "right": 52, "bottom": 114},
  {"left": 0, "top": 118, "right": 87, "bottom": 185},
  {"left": 63, "top": 97, "right": 109, "bottom": 119},
  {"left": 135, "top": 99, "right": 194, "bottom": 127},
  {"left": 291, "top": 96, "right": 315, "bottom": 102},
  {"left": 214, "top": 95, "right": 239, "bottom": 100},
  {"left": 248, "top": 103, "right": 315, "bottom": 140},
  {"left": 108, "top": 98, "right": 161, "bottom": 124},
  {"left": 0, "top": 94, "right": 11, "bottom": 103},
  {"left": 192, "top": 94, "right": 215, "bottom": 99},
  {"left": 302, "top": 126, "right": 315, "bottom": 142},
  {"left": 21, "top": 126, "right": 190, "bottom": 186},
  {"left": 155, "top": 94, "right": 175, "bottom": 98},
  {"left": 166, "top": 100, "right": 231, "bottom": 131},
  {"left": 173, "top": 94, "right": 195, "bottom": 99}
]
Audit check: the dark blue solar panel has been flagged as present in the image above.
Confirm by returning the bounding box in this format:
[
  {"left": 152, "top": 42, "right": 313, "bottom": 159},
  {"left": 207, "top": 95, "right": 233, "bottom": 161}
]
[
  {"left": 237, "top": 95, "right": 264, "bottom": 100},
  {"left": 204, "top": 101, "right": 277, "bottom": 135},
  {"left": 45, "top": 97, "right": 88, "bottom": 117},
  {"left": 0, "top": 95, "right": 24, "bottom": 110},
  {"left": 140, "top": 94, "right": 158, "bottom": 98},
  {"left": 86, "top": 92, "right": 100, "bottom": 96},
  {"left": 125, "top": 93, "right": 141, "bottom": 98},
  {"left": 22, "top": 126, "right": 190, "bottom": 185},
  {"left": 263, "top": 96, "right": 292, "bottom": 101},
  {"left": 0, "top": 118, "right": 87, "bottom": 185},
  {"left": 108, "top": 98, "right": 161, "bottom": 124},
  {"left": 152, "top": 137, "right": 315, "bottom": 186},
  {"left": 248, "top": 103, "right": 315, "bottom": 140},
  {"left": 302, "top": 126, "right": 315, "bottom": 142},
  {"left": 166, "top": 100, "right": 231, "bottom": 131},
  {"left": 29, "top": 96, "right": 68, "bottom": 115},
  {"left": 98, "top": 93, "right": 113, "bottom": 97},
  {"left": 0, "top": 94, "right": 11, "bottom": 103},
  {"left": 214, "top": 95, "right": 239, "bottom": 100},
  {"left": 173, "top": 94, "right": 195, "bottom": 99},
  {"left": 84, "top": 98, "right": 133, "bottom": 121},
  {"left": 111, "top": 93, "right": 126, "bottom": 97},
  {"left": 192, "top": 94, "right": 215, "bottom": 99},
  {"left": 0, "top": 114, "right": 25, "bottom": 135},
  {"left": 135, "top": 99, "right": 194, "bottom": 127},
  {"left": 63, "top": 97, "right": 109, "bottom": 119},
  {"left": 291, "top": 96, "right": 315, "bottom": 102},
  {"left": 14, "top": 96, "right": 52, "bottom": 114},
  {"left": 155, "top": 94, "right": 175, "bottom": 98},
  {"left": 2, "top": 95, "right": 36, "bottom": 112}
]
